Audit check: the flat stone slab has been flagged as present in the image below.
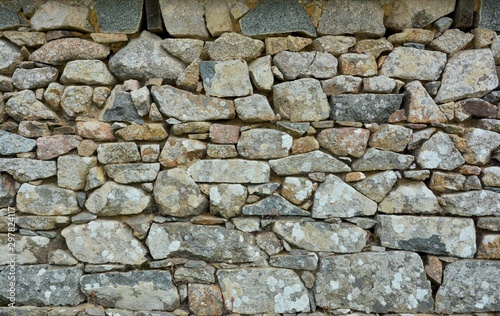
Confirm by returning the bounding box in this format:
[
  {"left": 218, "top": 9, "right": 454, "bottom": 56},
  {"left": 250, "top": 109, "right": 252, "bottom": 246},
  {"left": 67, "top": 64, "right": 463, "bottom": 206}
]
[
  {"left": 315, "top": 251, "right": 434, "bottom": 313},
  {"left": 0, "top": 158, "right": 56, "bottom": 182},
  {"left": 378, "top": 180, "right": 441, "bottom": 215},
  {"left": 0, "top": 129, "right": 36, "bottom": 155},
  {"left": 380, "top": 47, "right": 447, "bottom": 81},
  {"left": 200, "top": 60, "right": 253, "bottom": 98},
  {"left": 442, "top": 190, "right": 500, "bottom": 216},
  {"left": 188, "top": 159, "right": 270, "bottom": 183},
  {"left": 352, "top": 148, "right": 414, "bottom": 171},
  {"left": 17, "top": 183, "right": 79, "bottom": 216},
  {"left": 242, "top": 194, "right": 309, "bottom": 216},
  {"left": 217, "top": 268, "right": 310, "bottom": 314},
  {"left": 435, "top": 260, "right": 500, "bottom": 313},
  {"left": 376, "top": 215, "right": 476, "bottom": 258},
  {"left": 330, "top": 94, "right": 403, "bottom": 123},
  {"left": 95, "top": 0, "right": 143, "bottom": 34},
  {"left": 269, "top": 150, "right": 351, "bottom": 175}
]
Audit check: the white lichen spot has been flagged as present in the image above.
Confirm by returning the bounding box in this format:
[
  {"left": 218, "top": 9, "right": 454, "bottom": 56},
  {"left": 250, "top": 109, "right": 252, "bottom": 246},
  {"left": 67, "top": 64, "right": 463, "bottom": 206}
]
[
  {"left": 168, "top": 240, "right": 181, "bottom": 252},
  {"left": 392, "top": 272, "right": 403, "bottom": 290},
  {"left": 330, "top": 280, "right": 339, "bottom": 290}
]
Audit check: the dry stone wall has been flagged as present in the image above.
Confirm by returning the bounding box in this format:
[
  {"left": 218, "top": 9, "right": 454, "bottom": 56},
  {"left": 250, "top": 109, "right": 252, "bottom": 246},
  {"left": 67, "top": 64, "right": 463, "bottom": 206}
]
[{"left": 0, "top": 0, "right": 499, "bottom": 315}]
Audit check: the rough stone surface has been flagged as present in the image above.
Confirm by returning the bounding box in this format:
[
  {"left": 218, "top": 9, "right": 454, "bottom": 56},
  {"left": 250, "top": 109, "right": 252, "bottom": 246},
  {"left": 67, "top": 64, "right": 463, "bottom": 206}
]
[
  {"left": 404, "top": 81, "right": 447, "bottom": 123},
  {"left": 36, "top": 134, "right": 83, "bottom": 160},
  {"left": 388, "top": 28, "right": 435, "bottom": 44},
  {"left": 95, "top": 0, "right": 144, "bottom": 34},
  {"left": 159, "top": 0, "right": 210, "bottom": 39},
  {"left": 477, "top": 0, "right": 500, "bottom": 31},
  {"left": 17, "top": 183, "right": 79, "bottom": 215},
  {"left": 273, "top": 51, "right": 337, "bottom": 80},
  {"left": 339, "top": 53, "right": 377, "bottom": 77},
  {"left": 322, "top": 75, "right": 362, "bottom": 96},
  {"left": 478, "top": 217, "right": 500, "bottom": 231},
  {"left": 188, "top": 159, "right": 270, "bottom": 183},
  {"left": 217, "top": 268, "right": 310, "bottom": 314},
  {"left": 208, "top": 32, "right": 264, "bottom": 61},
  {"left": 75, "top": 121, "right": 115, "bottom": 141},
  {"left": 477, "top": 234, "right": 500, "bottom": 259},
  {"left": 482, "top": 166, "right": 500, "bottom": 186},
  {"left": 0, "top": 158, "right": 56, "bottom": 182},
  {"left": 210, "top": 184, "right": 247, "bottom": 218},
  {"left": 243, "top": 194, "right": 309, "bottom": 217},
  {"left": 29, "top": 38, "right": 110, "bottom": 65},
  {"left": 281, "top": 177, "right": 313, "bottom": 205},
  {"left": 318, "top": 128, "right": 370, "bottom": 158},
  {"left": 57, "top": 155, "right": 96, "bottom": 190},
  {"left": 380, "top": 47, "right": 447, "bottom": 81},
  {"left": 430, "top": 29, "right": 474, "bottom": 55},
  {"left": 0, "top": 234, "right": 50, "bottom": 265},
  {"left": 462, "top": 128, "right": 500, "bottom": 165},
  {"left": 5, "top": 90, "right": 59, "bottom": 122},
  {"left": 369, "top": 124, "right": 412, "bottom": 152},
  {"left": 237, "top": 129, "right": 292, "bottom": 159},
  {"left": 352, "top": 148, "right": 414, "bottom": 171},
  {"left": 313, "top": 36, "right": 356, "bottom": 56},
  {"left": 330, "top": 94, "right": 403, "bottom": 123},
  {"left": 269, "top": 150, "right": 350, "bottom": 175},
  {"left": 430, "top": 171, "right": 466, "bottom": 192},
  {"left": 159, "top": 137, "right": 206, "bottom": 168},
  {"left": 30, "top": 1, "right": 93, "bottom": 32},
  {"left": 417, "top": 132, "right": 465, "bottom": 170},
  {"left": 385, "top": 0, "right": 456, "bottom": 30},
  {"left": 351, "top": 171, "right": 398, "bottom": 202},
  {"left": 12, "top": 67, "right": 58, "bottom": 90},
  {"left": 249, "top": 56, "right": 274, "bottom": 91},
  {"left": 200, "top": 60, "right": 252, "bottom": 98},
  {"left": 234, "top": 94, "right": 276, "bottom": 122},
  {"left": 442, "top": 190, "right": 500, "bottom": 216},
  {"left": 97, "top": 142, "right": 141, "bottom": 164},
  {"left": 363, "top": 75, "right": 397, "bottom": 93},
  {"left": 61, "top": 60, "right": 115, "bottom": 85},
  {"left": 116, "top": 124, "right": 168, "bottom": 141},
  {"left": 0, "top": 39, "right": 22, "bottom": 75},
  {"left": 100, "top": 89, "right": 144, "bottom": 124},
  {"left": 315, "top": 251, "right": 433, "bottom": 313},
  {"left": 378, "top": 180, "right": 441, "bottom": 214},
  {"left": 0, "top": 129, "right": 36, "bottom": 155},
  {"left": 188, "top": 284, "right": 223, "bottom": 316}
]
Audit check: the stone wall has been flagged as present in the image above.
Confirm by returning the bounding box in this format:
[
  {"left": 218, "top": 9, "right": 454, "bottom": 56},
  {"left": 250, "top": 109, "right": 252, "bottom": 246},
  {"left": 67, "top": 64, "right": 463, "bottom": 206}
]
[{"left": 0, "top": 0, "right": 499, "bottom": 315}]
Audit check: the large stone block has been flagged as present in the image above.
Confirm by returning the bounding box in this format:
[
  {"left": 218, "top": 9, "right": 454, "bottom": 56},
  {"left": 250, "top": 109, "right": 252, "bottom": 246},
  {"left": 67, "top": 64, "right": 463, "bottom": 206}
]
[
  {"left": 330, "top": 94, "right": 403, "bottom": 123},
  {"left": 188, "top": 159, "right": 270, "bottom": 183}
]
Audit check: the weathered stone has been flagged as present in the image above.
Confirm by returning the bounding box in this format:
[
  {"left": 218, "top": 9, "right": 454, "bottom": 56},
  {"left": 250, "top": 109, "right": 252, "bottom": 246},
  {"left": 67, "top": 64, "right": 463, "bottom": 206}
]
[
  {"left": 338, "top": 53, "right": 377, "bottom": 77},
  {"left": 243, "top": 194, "right": 309, "bottom": 217},
  {"left": 430, "top": 29, "right": 474, "bottom": 55},
  {"left": 270, "top": 150, "right": 350, "bottom": 175},
  {"left": 159, "top": 0, "right": 209, "bottom": 39},
  {"left": 0, "top": 234, "right": 50, "bottom": 264},
  {"left": 378, "top": 180, "right": 441, "bottom": 215},
  {"left": 12, "top": 67, "right": 58, "bottom": 90},
  {"left": 249, "top": 56, "right": 274, "bottom": 91},
  {"left": 355, "top": 38, "right": 393, "bottom": 58},
  {"left": 0, "top": 74, "right": 13, "bottom": 92},
  {"left": 482, "top": 166, "right": 500, "bottom": 187},
  {"left": 188, "top": 159, "right": 270, "bottom": 183},
  {"left": 265, "top": 35, "right": 312, "bottom": 55},
  {"left": 255, "top": 232, "right": 283, "bottom": 256},
  {"left": 313, "top": 36, "right": 356, "bottom": 56},
  {"left": 116, "top": 123, "right": 168, "bottom": 141},
  {"left": 59, "top": 85, "right": 93, "bottom": 118},
  {"left": 318, "top": 128, "right": 369, "bottom": 158},
  {"left": 81, "top": 271, "right": 179, "bottom": 311},
  {"left": 476, "top": 0, "right": 500, "bottom": 31},
  {"left": 321, "top": 75, "right": 362, "bottom": 96},
  {"left": 352, "top": 148, "right": 414, "bottom": 171},
  {"left": 109, "top": 31, "right": 185, "bottom": 81},
  {"left": 436, "top": 49, "right": 498, "bottom": 103},
  {"left": 330, "top": 94, "right": 403, "bottom": 124},
  {"left": 85, "top": 181, "right": 151, "bottom": 216},
  {"left": 57, "top": 155, "right": 96, "bottom": 190},
  {"left": 0, "top": 129, "right": 35, "bottom": 155},
  {"left": 16, "top": 216, "right": 69, "bottom": 231},
  {"left": 104, "top": 163, "right": 160, "bottom": 184},
  {"left": 377, "top": 215, "right": 475, "bottom": 258},
  {"left": 162, "top": 38, "right": 203, "bottom": 65},
  {"left": 85, "top": 166, "right": 106, "bottom": 191},
  {"left": 35, "top": 135, "right": 81, "bottom": 160},
  {"left": 270, "top": 252, "right": 318, "bottom": 271},
  {"left": 416, "top": 132, "right": 465, "bottom": 170},
  {"left": 0, "top": 158, "right": 56, "bottom": 182},
  {"left": 90, "top": 33, "right": 129, "bottom": 44},
  {"left": 17, "top": 183, "right": 79, "bottom": 215},
  {"left": 405, "top": 81, "right": 447, "bottom": 123},
  {"left": 30, "top": 38, "right": 109, "bottom": 65},
  {"left": 435, "top": 260, "right": 500, "bottom": 313},
  {"left": 209, "top": 184, "right": 247, "bottom": 218},
  {"left": 456, "top": 98, "right": 498, "bottom": 120},
  {"left": 350, "top": 171, "right": 397, "bottom": 203},
  {"left": 17, "top": 121, "right": 49, "bottom": 139},
  {"left": 100, "top": 89, "right": 144, "bottom": 124},
  {"left": 380, "top": 47, "right": 447, "bottom": 81},
  {"left": 159, "top": 137, "right": 206, "bottom": 168},
  {"left": 318, "top": 0, "right": 385, "bottom": 37},
  {"left": 273, "top": 78, "right": 329, "bottom": 122},
  {"left": 369, "top": 124, "right": 412, "bottom": 152},
  {"left": 152, "top": 84, "right": 235, "bottom": 121},
  {"left": 175, "top": 264, "right": 216, "bottom": 284},
  {"left": 62, "top": 220, "right": 148, "bottom": 265},
  {"left": 147, "top": 223, "right": 264, "bottom": 263},
  {"left": 0, "top": 39, "right": 22, "bottom": 76},
  {"left": 248, "top": 183, "right": 280, "bottom": 196},
  {"left": 171, "top": 122, "right": 211, "bottom": 135},
  {"left": 48, "top": 249, "right": 79, "bottom": 265},
  {"left": 92, "top": 86, "right": 111, "bottom": 108},
  {"left": 477, "top": 234, "right": 500, "bottom": 259},
  {"left": 478, "top": 217, "right": 500, "bottom": 231},
  {"left": 234, "top": 94, "right": 275, "bottom": 122},
  {"left": 429, "top": 171, "right": 466, "bottom": 192},
  {"left": 403, "top": 170, "right": 430, "bottom": 180},
  {"left": 31, "top": 1, "right": 92, "bottom": 32},
  {"left": 0, "top": 6, "right": 26, "bottom": 31},
  {"left": 61, "top": 60, "right": 115, "bottom": 85},
  {"left": 237, "top": 129, "right": 292, "bottom": 159},
  {"left": 208, "top": 33, "right": 264, "bottom": 61},
  {"left": 95, "top": 0, "right": 143, "bottom": 34},
  {"left": 154, "top": 168, "right": 207, "bottom": 217},
  {"left": 0, "top": 265, "right": 84, "bottom": 306},
  {"left": 282, "top": 177, "right": 313, "bottom": 205},
  {"left": 217, "top": 268, "right": 310, "bottom": 314},
  {"left": 291, "top": 136, "right": 319, "bottom": 154},
  {"left": 75, "top": 120, "right": 114, "bottom": 141},
  {"left": 273, "top": 51, "right": 337, "bottom": 80},
  {"left": 5, "top": 90, "right": 58, "bottom": 122},
  {"left": 442, "top": 190, "right": 500, "bottom": 216},
  {"left": 205, "top": 0, "right": 233, "bottom": 37},
  {"left": 385, "top": 0, "right": 455, "bottom": 30},
  {"left": 0, "top": 173, "right": 16, "bottom": 208},
  {"left": 97, "top": 142, "right": 140, "bottom": 164},
  {"left": 200, "top": 60, "right": 252, "bottom": 98},
  {"left": 209, "top": 124, "right": 239, "bottom": 144},
  {"left": 387, "top": 28, "right": 435, "bottom": 44},
  {"left": 239, "top": 0, "right": 316, "bottom": 37},
  {"left": 363, "top": 75, "right": 396, "bottom": 93},
  {"left": 462, "top": 128, "right": 500, "bottom": 165}
]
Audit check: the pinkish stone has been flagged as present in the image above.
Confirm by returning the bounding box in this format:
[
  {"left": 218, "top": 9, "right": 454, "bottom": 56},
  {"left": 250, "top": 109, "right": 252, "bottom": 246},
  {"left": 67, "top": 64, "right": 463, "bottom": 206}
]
[
  {"left": 209, "top": 124, "right": 240, "bottom": 144},
  {"left": 36, "top": 135, "right": 82, "bottom": 160},
  {"left": 75, "top": 121, "right": 115, "bottom": 141},
  {"left": 317, "top": 128, "right": 370, "bottom": 158},
  {"left": 29, "top": 38, "right": 110, "bottom": 65}
]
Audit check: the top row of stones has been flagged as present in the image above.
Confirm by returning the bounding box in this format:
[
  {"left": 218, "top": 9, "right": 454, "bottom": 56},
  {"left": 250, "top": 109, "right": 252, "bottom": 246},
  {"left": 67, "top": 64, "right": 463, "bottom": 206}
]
[{"left": 1, "top": 0, "right": 499, "bottom": 38}]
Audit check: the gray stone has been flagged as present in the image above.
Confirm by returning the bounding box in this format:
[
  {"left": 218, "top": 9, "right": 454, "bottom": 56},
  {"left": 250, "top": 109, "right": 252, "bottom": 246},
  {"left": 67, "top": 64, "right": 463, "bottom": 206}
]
[
  {"left": 239, "top": 0, "right": 316, "bottom": 37},
  {"left": 315, "top": 251, "right": 433, "bottom": 313},
  {"left": 159, "top": 137, "right": 206, "bottom": 168},
  {"left": 269, "top": 150, "right": 350, "bottom": 175},
  {"left": 363, "top": 75, "right": 396, "bottom": 93},
  {"left": 80, "top": 271, "right": 179, "bottom": 311},
  {"left": 351, "top": 171, "right": 399, "bottom": 203},
  {"left": 0, "top": 7, "right": 26, "bottom": 31},
  {"left": 200, "top": 60, "right": 253, "bottom": 98},
  {"left": 429, "top": 171, "right": 466, "bottom": 192},
  {"left": 61, "top": 60, "right": 116, "bottom": 85},
  {"left": 95, "top": 0, "right": 143, "bottom": 34},
  {"left": 17, "top": 216, "right": 70, "bottom": 231},
  {"left": 188, "top": 159, "right": 270, "bottom": 183},
  {"left": 17, "top": 183, "right": 79, "bottom": 215},
  {"left": 243, "top": 194, "right": 310, "bottom": 217},
  {"left": 387, "top": 28, "right": 435, "bottom": 44},
  {"left": 338, "top": 53, "right": 377, "bottom": 77},
  {"left": 0, "top": 265, "right": 84, "bottom": 306},
  {"left": 100, "top": 89, "right": 144, "bottom": 124},
  {"left": 477, "top": 0, "right": 500, "bottom": 31},
  {"left": 482, "top": 166, "right": 500, "bottom": 186},
  {"left": 0, "top": 234, "right": 50, "bottom": 265},
  {"left": 159, "top": 0, "right": 210, "bottom": 39},
  {"left": 62, "top": 220, "right": 148, "bottom": 265},
  {"left": 30, "top": 1, "right": 93, "bottom": 32},
  {"left": 233, "top": 217, "right": 260, "bottom": 232},
  {"left": 248, "top": 183, "right": 281, "bottom": 196},
  {"left": 151, "top": 84, "right": 235, "bottom": 121},
  {"left": 270, "top": 253, "right": 318, "bottom": 271},
  {"left": 442, "top": 190, "right": 500, "bottom": 216},
  {"left": 0, "top": 129, "right": 36, "bottom": 155},
  {"left": 384, "top": 0, "right": 456, "bottom": 30},
  {"left": 12, "top": 67, "right": 58, "bottom": 90},
  {"left": 109, "top": 31, "right": 185, "bottom": 81},
  {"left": 376, "top": 215, "right": 476, "bottom": 258},
  {"left": 273, "top": 220, "right": 367, "bottom": 253},
  {"left": 130, "top": 86, "right": 151, "bottom": 117},
  {"left": 463, "top": 128, "right": 500, "bottom": 165},
  {"left": 175, "top": 264, "right": 215, "bottom": 284},
  {"left": 318, "top": 128, "right": 370, "bottom": 158},
  {"left": 430, "top": 29, "right": 474, "bottom": 55},
  {"left": 0, "top": 158, "right": 56, "bottom": 182},
  {"left": 237, "top": 129, "right": 292, "bottom": 159},
  {"left": 29, "top": 38, "right": 110, "bottom": 65},
  {"left": 57, "top": 155, "right": 96, "bottom": 190},
  {"left": 380, "top": 47, "right": 447, "bottom": 81},
  {"left": 48, "top": 249, "right": 78, "bottom": 265},
  {"left": 369, "top": 124, "right": 412, "bottom": 152},
  {"left": 435, "top": 260, "right": 500, "bottom": 313},
  {"left": 208, "top": 32, "right": 264, "bottom": 61},
  {"left": 477, "top": 217, "right": 500, "bottom": 231},
  {"left": 105, "top": 163, "right": 160, "bottom": 184},
  {"left": 162, "top": 38, "right": 203, "bottom": 64},
  {"left": 435, "top": 49, "right": 498, "bottom": 103},
  {"left": 273, "top": 51, "right": 337, "bottom": 80},
  {"left": 256, "top": 232, "right": 283, "bottom": 255},
  {"left": 416, "top": 132, "right": 465, "bottom": 170},
  {"left": 282, "top": 176, "right": 313, "bottom": 204},
  {"left": 330, "top": 94, "right": 403, "bottom": 124},
  {"left": 313, "top": 36, "right": 356, "bottom": 56},
  {"left": 404, "top": 81, "right": 447, "bottom": 123},
  {"left": 355, "top": 38, "right": 394, "bottom": 58},
  {"left": 154, "top": 168, "right": 208, "bottom": 217},
  {"left": 60, "top": 85, "right": 93, "bottom": 118},
  {"left": 0, "top": 39, "right": 22, "bottom": 75},
  {"left": 277, "top": 122, "right": 310, "bottom": 138},
  {"left": 234, "top": 94, "right": 276, "bottom": 122},
  {"left": 97, "top": 142, "right": 140, "bottom": 164},
  {"left": 249, "top": 56, "right": 274, "bottom": 91},
  {"left": 0, "top": 173, "right": 16, "bottom": 207},
  {"left": 318, "top": 0, "right": 385, "bottom": 37},
  {"left": 85, "top": 181, "right": 151, "bottom": 216},
  {"left": 352, "top": 148, "right": 414, "bottom": 171},
  {"left": 43, "top": 82, "right": 65, "bottom": 110},
  {"left": 5, "top": 90, "right": 59, "bottom": 122},
  {"left": 379, "top": 180, "right": 441, "bottom": 214},
  {"left": 321, "top": 75, "right": 362, "bottom": 96},
  {"left": 0, "top": 74, "right": 13, "bottom": 91},
  {"left": 147, "top": 223, "right": 264, "bottom": 263},
  {"left": 209, "top": 184, "right": 247, "bottom": 218},
  {"left": 313, "top": 174, "right": 377, "bottom": 218},
  {"left": 217, "top": 268, "right": 310, "bottom": 314},
  {"left": 205, "top": 0, "right": 233, "bottom": 37},
  {"left": 273, "top": 78, "right": 330, "bottom": 122}
]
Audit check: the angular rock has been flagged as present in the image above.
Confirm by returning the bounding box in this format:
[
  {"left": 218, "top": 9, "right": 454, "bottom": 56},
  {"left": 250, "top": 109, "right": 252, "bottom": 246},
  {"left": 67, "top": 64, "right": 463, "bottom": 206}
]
[
  {"left": 29, "top": 38, "right": 109, "bottom": 65},
  {"left": 416, "top": 132, "right": 465, "bottom": 170},
  {"left": 476, "top": 0, "right": 500, "bottom": 31},
  {"left": 477, "top": 234, "right": 500, "bottom": 259},
  {"left": 0, "top": 234, "right": 51, "bottom": 265},
  {"left": 36, "top": 135, "right": 82, "bottom": 160},
  {"left": 116, "top": 123, "right": 167, "bottom": 141},
  {"left": 12, "top": 67, "right": 58, "bottom": 90},
  {"left": 81, "top": 271, "right": 179, "bottom": 311},
  {"left": 478, "top": 217, "right": 500, "bottom": 231},
  {"left": 380, "top": 47, "right": 447, "bottom": 81},
  {"left": 429, "top": 171, "right": 466, "bottom": 192},
  {"left": 355, "top": 38, "right": 393, "bottom": 58},
  {"left": 435, "top": 49, "right": 498, "bottom": 103},
  {"left": 385, "top": 0, "right": 456, "bottom": 30},
  {"left": 5, "top": 90, "right": 58, "bottom": 121},
  {"left": 188, "top": 284, "right": 223, "bottom": 316},
  {"left": 330, "top": 94, "right": 403, "bottom": 123},
  {"left": 200, "top": 60, "right": 252, "bottom": 98},
  {"left": 482, "top": 166, "right": 500, "bottom": 186},
  {"left": 313, "top": 36, "right": 356, "bottom": 56},
  {"left": 217, "top": 268, "right": 310, "bottom": 314},
  {"left": 104, "top": 163, "right": 160, "bottom": 184},
  {"left": 435, "top": 260, "right": 500, "bottom": 313},
  {"left": 404, "top": 81, "right": 447, "bottom": 123},
  {"left": 352, "top": 171, "right": 399, "bottom": 202},
  {"left": 0, "top": 7, "right": 26, "bottom": 31},
  {"left": 17, "top": 183, "right": 79, "bottom": 215},
  {"left": 239, "top": 0, "right": 316, "bottom": 37},
  {"left": 30, "top": 1, "right": 93, "bottom": 32},
  {"left": 456, "top": 98, "right": 498, "bottom": 119},
  {"left": 208, "top": 32, "right": 264, "bottom": 61},
  {"left": 462, "top": 128, "right": 500, "bottom": 165},
  {"left": 209, "top": 184, "right": 247, "bottom": 218},
  {"left": 85, "top": 166, "right": 106, "bottom": 191},
  {"left": 0, "top": 129, "right": 36, "bottom": 155},
  {"left": 154, "top": 168, "right": 208, "bottom": 217},
  {"left": 322, "top": 75, "right": 362, "bottom": 96},
  {"left": 369, "top": 124, "right": 412, "bottom": 152},
  {"left": 318, "top": 0, "right": 385, "bottom": 37},
  {"left": 100, "top": 89, "right": 144, "bottom": 124},
  {"left": 205, "top": 0, "right": 233, "bottom": 36},
  {"left": 188, "top": 159, "right": 270, "bottom": 183},
  {"left": 0, "top": 39, "right": 22, "bottom": 75},
  {"left": 95, "top": 0, "right": 144, "bottom": 34},
  {"left": 282, "top": 177, "right": 313, "bottom": 205},
  {"left": 147, "top": 223, "right": 264, "bottom": 263},
  {"left": 58, "top": 155, "right": 96, "bottom": 190},
  {"left": 318, "top": 128, "right": 370, "bottom": 158},
  {"left": 379, "top": 180, "right": 441, "bottom": 214},
  {"left": 151, "top": 84, "right": 235, "bottom": 121},
  {"left": 243, "top": 194, "right": 309, "bottom": 217},
  {"left": 270, "top": 150, "right": 350, "bottom": 176},
  {"left": 159, "top": 0, "right": 210, "bottom": 39},
  {"left": 43, "top": 82, "right": 64, "bottom": 109},
  {"left": 249, "top": 56, "right": 274, "bottom": 91},
  {"left": 442, "top": 190, "right": 500, "bottom": 216},
  {"left": 75, "top": 120, "right": 115, "bottom": 141},
  {"left": 237, "top": 129, "right": 292, "bottom": 159},
  {"left": 273, "top": 51, "right": 337, "bottom": 80},
  {"left": 62, "top": 220, "right": 148, "bottom": 265},
  {"left": 0, "top": 158, "right": 56, "bottom": 182},
  {"left": 387, "top": 28, "right": 435, "bottom": 44},
  {"left": 269, "top": 253, "right": 318, "bottom": 271},
  {"left": 209, "top": 123, "right": 239, "bottom": 144},
  {"left": 273, "top": 78, "right": 330, "bottom": 122},
  {"left": 59, "top": 85, "right": 93, "bottom": 118},
  {"left": 85, "top": 181, "right": 151, "bottom": 216},
  {"left": 17, "top": 216, "right": 70, "bottom": 231},
  {"left": 97, "top": 142, "right": 140, "bottom": 164},
  {"left": 159, "top": 137, "right": 206, "bottom": 168},
  {"left": 291, "top": 136, "right": 319, "bottom": 154},
  {"left": 0, "top": 173, "right": 16, "bottom": 207},
  {"left": 338, "top": 53, "right": 377, "bottom": 77},
  {"left": 315, "top": 251, "right": 433, "bottom": 313},
  {"left": 162, "top": 38, "right": 203, "bottom": 65},
  {"left": 234, "top": 94, "right": 276, "bottom": 122},
  {"left": 430, "top": 29, "right": 474, "bottom": 55},
  {"left": 363, "top": 75, "right": 396, "bottom": 93},
  {"left": 61, "top": 60, "right": 115, "bottom": 85},
  {"left": 175, "top": 264, "right": 216, "bottom": 284},
  {"left": 352, "top": 148, "right": 414, "bottom": 171},
  {"left": 109, "top": 31, "right": 185, "bottom": 81}
]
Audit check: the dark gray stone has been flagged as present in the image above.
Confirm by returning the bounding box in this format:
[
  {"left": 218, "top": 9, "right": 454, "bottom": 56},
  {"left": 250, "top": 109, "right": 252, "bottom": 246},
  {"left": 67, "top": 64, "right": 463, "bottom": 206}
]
[
  {"left": 100, "top": 90, "right": 144, "bottom": 124},
  {"left": 0, "top": 129, "right": 36, "bottom": 155},
  {"left": 240, "top": 0, "right": 316, "bottom": 37},
  {"left": 352, "top": 148, "right": 414, "bottom": 171},
  {"left": 270, "top": 253, "right": 318, "bottom": 271},
  {"left": 454, "top": 0, "right": 474, "bottom": 29},
  {"left": 0, "top": 7, "right": 27, "bottom": 31},
  {"left": 477, "top": 0, "right": 500, "bottom": 31},
  {"left": 242, "top": 194, "right": 310, "bottom": 216},
  {"left": 0, "top": 173, "right": 16, "bottom": 207},
  {"left": 95, "top": 0, "right": 144, "bottom": 34},
  {"left": 330, "top": 94, "right": 403, "bottom": 123}
]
